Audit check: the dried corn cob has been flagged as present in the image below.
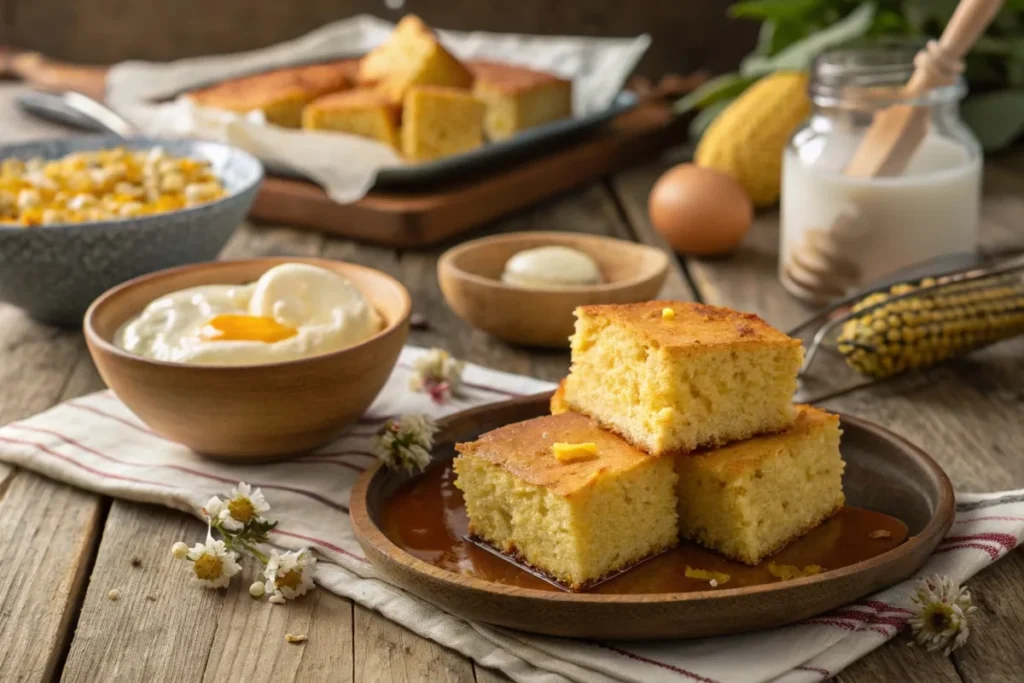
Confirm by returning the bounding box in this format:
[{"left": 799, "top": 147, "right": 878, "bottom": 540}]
[{"left": 836, "top": 274, "right": 1024, "bottom": 378}]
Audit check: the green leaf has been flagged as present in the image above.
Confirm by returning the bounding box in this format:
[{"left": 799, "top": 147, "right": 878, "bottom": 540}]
[
  {"left": 729, "top": 0, "right": 822, "bottom": 20},
  {"left": 688, "top": 98, "right": 734, "bottom": 141},
  {"left": 740, "top": 2, "right": 877, "bottom": 76},
  {"left": 672, "top": 73, "right": 757, "bottom": 115},
  {"left": 961, "top": 90, "right": 1024, "bottom": 151}
]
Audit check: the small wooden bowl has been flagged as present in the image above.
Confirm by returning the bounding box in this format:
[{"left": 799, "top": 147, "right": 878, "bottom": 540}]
[
  {"left": 84, "top": 257, "right": 410, "bottom": 461},
  {"left": 438, "top": 232, "right": 669, "bottom": 347},
  {"left": 352, "top": 394, "right": 955, "bottom": 640}
]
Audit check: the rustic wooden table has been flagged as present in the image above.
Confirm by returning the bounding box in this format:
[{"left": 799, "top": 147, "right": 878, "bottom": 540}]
[{"left": 1, "top": 82, "right": 1022, "bottom": 683}]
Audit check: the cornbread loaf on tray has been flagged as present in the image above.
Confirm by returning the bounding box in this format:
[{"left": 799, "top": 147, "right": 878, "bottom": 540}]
[
  {"left": 401, "top": 86, "right": 486, "bottom": 161},
  {"left": 563, "top": 301, "right": 804, "bottom": 455},
  {"left": 187, "top": 60, "right": 355, "bottom": 128},
  {"left": 302, "top": 88, "right": 402, "bottom": 148},
  {"left": 453, "top": 412, "right": 678, "bottom": 591},
  {"left": 470, "top": 61, "right": 573, "bottom": 141},
  {"left": 675, "top": 405, "right": 845, "bottom": 565},
  {"left": 359, "top": 15, "right": 474, "bottom": 102}
]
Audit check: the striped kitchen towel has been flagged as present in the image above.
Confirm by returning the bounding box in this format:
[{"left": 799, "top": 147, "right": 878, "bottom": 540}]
[{"left": 0, "top": 345, "right": 1020, "bottom": 683}]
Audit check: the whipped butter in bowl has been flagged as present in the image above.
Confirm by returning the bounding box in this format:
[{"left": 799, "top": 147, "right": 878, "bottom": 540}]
[
  {"left": 85, "top": 257, "right": 411, "bottom": 459},
  {"left": 116, "top": 263, "right": 383, "bottom": 366},
  {"left": 501, "top": 246, "right": 603, "bottom": 288}
]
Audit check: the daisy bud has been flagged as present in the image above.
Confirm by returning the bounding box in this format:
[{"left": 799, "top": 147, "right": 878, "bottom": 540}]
[
  {"left": 249, "top": 582, "right": 266, "bottom": 598},
  {"left": 171, "top": 542, "right": 189, "bottom": 559}
]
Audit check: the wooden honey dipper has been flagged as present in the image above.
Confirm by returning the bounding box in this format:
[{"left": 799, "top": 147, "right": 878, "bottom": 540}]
[{"left": 782, "top": 0, "right": 1003, "bottom": 303}]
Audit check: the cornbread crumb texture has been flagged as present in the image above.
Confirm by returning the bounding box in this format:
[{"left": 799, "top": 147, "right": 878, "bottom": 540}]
[
  {"left": 675, "top": 405, "right": 845, "bottom": 565},
  {"left": 401, "top": 86, "right": 486, "bottom": 162},
  {"left": 470, "top": 60, "right": 573, "bottom": 141},
  {"left": 187, "top": 60, "right": 355, "bottom": 128},
  {"left": 565, "top": 301, "right": 804, "bottom": 454},
  {"left": 302, "top": 88, "right": 402, "bottom": 148},
  {"left": 454, "top": 412, "right": 678, "bottom": 589}
]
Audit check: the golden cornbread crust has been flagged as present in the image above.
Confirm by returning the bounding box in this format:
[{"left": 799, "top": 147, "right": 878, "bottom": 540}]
[
  {"left": 574, "top": 301, "right": 802, "bottom": 353},
  {"left": 549, "top": 379, "right": 569, "bottom": 415},
  {"left": 455, "top": 412, "right": 656, "bottom": 498},
  {"left": 187, "top": 61, "right": 355, "bottom": 127},
  {"left": 469, "top": 60, "right": 567, "bottom": 94},
  {"left": 301, "top": 88, "right": 402, "bottom": 147}
]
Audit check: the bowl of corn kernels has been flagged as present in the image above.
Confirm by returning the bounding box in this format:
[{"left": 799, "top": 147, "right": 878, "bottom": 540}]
[{"left": 0, "top": 135, "right": 263, "bottom": 324}]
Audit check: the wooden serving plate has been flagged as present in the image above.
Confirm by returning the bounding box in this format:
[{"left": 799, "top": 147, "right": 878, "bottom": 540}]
[{"left": 351, "top": 393, "right": 955, "bottom": 640}]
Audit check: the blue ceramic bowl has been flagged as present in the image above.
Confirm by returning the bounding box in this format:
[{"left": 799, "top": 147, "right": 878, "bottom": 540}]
[{"left": 0, "top": 136, "right": 263, "bottom": 324}]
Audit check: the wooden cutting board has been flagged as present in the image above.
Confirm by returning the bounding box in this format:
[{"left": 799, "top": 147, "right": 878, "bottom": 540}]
[{"left": 0, "top": 51, "right": 688, "bottom": 247}]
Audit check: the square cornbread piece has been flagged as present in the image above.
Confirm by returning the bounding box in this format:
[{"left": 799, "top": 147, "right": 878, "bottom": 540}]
[
  {"left": 469, "top": 61, "right": 573, "bottom": 141},
  {"left": 675, "top": 405, "right": 845, "bottom": 565},
  {"left": 564, "top": 301, "right": 803, "bottom": 455},
  {"left": 453, "top": 412, "right": 678, "bottom": 590},
  {"left": 187, "top": 60, "right": 355, "bottom": 128},
  {"left": 401, "top": 86, "right": 486, "bottom": 161},
  {"left": 302, "top": 88, "right": 401, "bottom": 148}
]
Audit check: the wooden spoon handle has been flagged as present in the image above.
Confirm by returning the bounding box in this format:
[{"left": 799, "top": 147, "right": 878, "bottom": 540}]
[{"left": 906, "top": 0, "right": 1004, "bottom": 94}]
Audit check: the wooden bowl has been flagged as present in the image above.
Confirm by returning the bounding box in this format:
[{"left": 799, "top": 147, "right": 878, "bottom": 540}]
[
  {"left": 351, "top": 394, "right": 955, "bottom": 640},
  {"left": 84, "top": 257, "right": 410, "bottom": 461},
  {"left": 438, "top": 232, "right": 669, "bottom": 347}
]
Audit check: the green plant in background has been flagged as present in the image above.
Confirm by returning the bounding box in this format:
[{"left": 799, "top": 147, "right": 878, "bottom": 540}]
[{"left": 677, "top": 0, "right": 1024, "bottom": 151}]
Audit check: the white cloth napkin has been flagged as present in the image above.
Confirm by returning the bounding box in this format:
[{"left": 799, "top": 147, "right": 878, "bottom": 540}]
[
  {"left": 0, "top": 345, "right": 1020, "bottom": 683},
  {"left": 104, "top": 15, "right": 651, "bottom": 204}
]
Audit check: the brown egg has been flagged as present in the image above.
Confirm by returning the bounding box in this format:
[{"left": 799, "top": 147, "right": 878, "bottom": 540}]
[{"left": 648, "top": 163, "right": 753, "bottom": 255}]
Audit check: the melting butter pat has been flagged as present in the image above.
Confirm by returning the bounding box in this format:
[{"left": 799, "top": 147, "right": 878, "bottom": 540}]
[
  {"left": 684, "top": 566, "right": 731, "bottom": 586},
  {"left": 552, "top": 442, "right": 599, "bottom": 462},
  {"left": 662, "top": 307, "right": 676, "bottom": 320}
]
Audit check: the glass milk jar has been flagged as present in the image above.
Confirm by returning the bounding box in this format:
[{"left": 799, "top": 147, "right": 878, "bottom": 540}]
[{"left": 779, "top": 47, "right": 982, "bottom": 303}]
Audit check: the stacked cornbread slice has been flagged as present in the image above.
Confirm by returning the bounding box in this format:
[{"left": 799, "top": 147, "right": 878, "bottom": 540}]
[{"left": 455, "top": 301, "right": 846, "bottom": 590}]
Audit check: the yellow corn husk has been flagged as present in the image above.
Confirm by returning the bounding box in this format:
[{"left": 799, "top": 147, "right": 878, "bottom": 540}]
[
  {"left": 836, "top": 274, "right": 1024, "bottom": 379},
  {"left": 694, "top": 71, "right": 810, "bottom": 207}
]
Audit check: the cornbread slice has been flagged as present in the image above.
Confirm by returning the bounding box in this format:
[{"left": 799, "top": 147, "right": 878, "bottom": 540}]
[
  {"left": 302, "top": 88, "right": 401, "bottom": 148},
  {"left": 358, "top": 15, "right": 434, "bottom": 84},
  {"left": 453, "top": 412, "right": 678, "bottom": 590},
  {"left": 187, "top": 60, "right": 355, "bottom": 128},
  {"left": 401, "top": 86, "right": 486, "bottom": 161},
  {"left": 564, "top": 301, "right": 804, "bottom": 455},
  {"left": 675, "top": 405, "right": 845, "bottom": 565},
  {"left": 359, "top": 15, "right": 474, "bottom": 102},
  {"left": 469, "top": 60, "right": 573, "bottom": 141}
]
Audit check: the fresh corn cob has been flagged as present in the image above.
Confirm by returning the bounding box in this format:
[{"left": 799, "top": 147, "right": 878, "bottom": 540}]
[
  {"left": 836, "top": 274, "right": 1024, "bottom": 379},
  {"left": 694, "top": 71, "right": 810, "bottom": 207}
]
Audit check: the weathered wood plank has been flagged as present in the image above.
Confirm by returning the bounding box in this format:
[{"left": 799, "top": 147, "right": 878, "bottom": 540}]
[
  {"left": 61, "top": 502, "right": 225, "bottom": 682},
  {"left": 0, "top": 472, "right": 104, "bottom": 682},
  {"left": 837, "top": 636, "right": 963, "bottom": 683},
  {"left": 354, "top": 604, "right": 474, "bottom": 683},
  {"left": 0, "top": 305, "right": 104, "bottom": 683}
]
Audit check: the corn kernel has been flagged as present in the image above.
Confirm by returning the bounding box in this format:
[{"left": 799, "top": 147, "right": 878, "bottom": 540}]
[{"left": 662, "top": 307, "right": 675, "bottom": 320}]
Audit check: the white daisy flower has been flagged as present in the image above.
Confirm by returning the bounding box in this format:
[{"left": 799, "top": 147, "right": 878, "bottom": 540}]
[
  {"left": 909, "top": 575, "right": 978, "bottom": 655},
  {"left": 409, "top": 348, "right": 465, "bottom": 403},
  {"left": 264, "top": 549, "right": 316, "bottom": 600},
  {"left": 185, "top": 535, "right": 242, "bottom": 589},
  {"left": 203, "top": 496, "right": 225, "bottom": 520},
  {"left": 373, "top": 414, "right": 438, "bottom": 473},
  {"left": 218, "top": 482, "right": 271, "bottom": 531}
]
